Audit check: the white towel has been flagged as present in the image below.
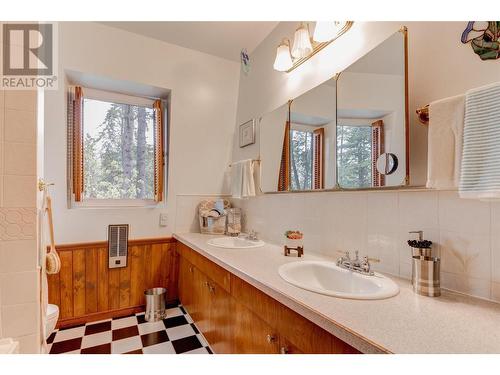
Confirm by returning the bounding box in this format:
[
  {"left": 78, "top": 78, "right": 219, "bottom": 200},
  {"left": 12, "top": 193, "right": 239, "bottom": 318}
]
[
  {"left": 460, "top": 82, "right": 500, "bottom": 199},
  {"left": 426, "top": 94, "right": 465, "bottom": 189},
  {"left": 231, "top": 159, "right": 256, "bottom": 199}
]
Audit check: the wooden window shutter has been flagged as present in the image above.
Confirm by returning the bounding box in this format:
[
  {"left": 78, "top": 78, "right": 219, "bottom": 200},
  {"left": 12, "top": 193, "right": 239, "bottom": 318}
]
[
  {"left": 278, "top": 120, "right": 291, "bottom": 191},
  {"left": 371, "top": 120, "right": 385, "bottom": 187},
  {"left": 70, "top": 86, "right": 84, "bottom": 202},
  {"left": 312, "top": 128, "right": 324, "bottom": 189},
  {"left": 153, "top": 100, "right": 164, "bottom": 202}
]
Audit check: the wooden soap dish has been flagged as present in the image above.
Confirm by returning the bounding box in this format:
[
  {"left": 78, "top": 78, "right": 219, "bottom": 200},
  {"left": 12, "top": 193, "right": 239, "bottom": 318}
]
[{"left": 284, "top": 245, "right": 304, "bottom": 257}]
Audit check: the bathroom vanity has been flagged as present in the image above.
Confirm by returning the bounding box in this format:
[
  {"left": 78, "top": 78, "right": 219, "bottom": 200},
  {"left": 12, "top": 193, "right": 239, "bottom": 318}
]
[
  {"left": 176, "top": 240, "right": 360, "bottom": 354},
  {"left": 175, "top": 233, "right": 500, "bottom": 354}
]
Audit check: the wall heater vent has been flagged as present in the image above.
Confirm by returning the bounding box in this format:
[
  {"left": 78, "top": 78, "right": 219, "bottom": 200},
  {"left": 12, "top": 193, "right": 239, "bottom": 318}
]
[{"left": 108, "top": 224, "right": 129, "bottom": 269}]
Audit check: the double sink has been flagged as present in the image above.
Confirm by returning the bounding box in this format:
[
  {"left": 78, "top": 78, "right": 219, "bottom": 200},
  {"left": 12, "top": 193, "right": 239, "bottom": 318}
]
[{"left": 207, "top": 236, "right": 399, "bottom": 300}]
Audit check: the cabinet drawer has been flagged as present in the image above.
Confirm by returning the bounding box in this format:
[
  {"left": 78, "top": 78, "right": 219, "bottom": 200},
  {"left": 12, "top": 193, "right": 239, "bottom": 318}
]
[{"left": 177, "top": 242, "right": 231, "bottom": 293}]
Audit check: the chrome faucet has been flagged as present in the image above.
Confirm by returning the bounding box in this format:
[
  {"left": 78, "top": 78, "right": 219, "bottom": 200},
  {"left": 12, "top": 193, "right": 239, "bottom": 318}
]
[{"left": 336, "top": 250, "right": 380, "bottom": 276}]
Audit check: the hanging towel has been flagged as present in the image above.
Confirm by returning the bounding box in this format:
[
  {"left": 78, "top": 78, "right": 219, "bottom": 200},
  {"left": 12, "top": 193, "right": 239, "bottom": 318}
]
[
  {"left": 231, "top": 159, "right": 256, "bottom": 199},
  {"left": 426, "top": 94, "right": 465, "bottom": 189},
  {"left": 460, "top": 82, "right": 500, "bottom": 199},
  {"left": 241, "top": 159, "right": 256, "bottom": 198}
]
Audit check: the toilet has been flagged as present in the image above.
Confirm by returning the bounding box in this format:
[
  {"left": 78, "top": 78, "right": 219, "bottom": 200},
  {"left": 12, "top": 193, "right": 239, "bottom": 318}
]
[{"left": 46, "top": 304, "right": 59, "bottom": 339}]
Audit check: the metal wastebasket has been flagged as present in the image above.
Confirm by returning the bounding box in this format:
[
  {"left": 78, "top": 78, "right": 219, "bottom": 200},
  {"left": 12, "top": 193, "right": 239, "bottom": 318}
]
[{"left": 144, "top": 287, "right": 167, "bottom": 322}]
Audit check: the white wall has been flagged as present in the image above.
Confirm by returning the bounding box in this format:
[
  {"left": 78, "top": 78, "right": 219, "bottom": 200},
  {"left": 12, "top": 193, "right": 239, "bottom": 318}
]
[
  {"left": 45, "top": 22, "right": 241, "bottom": 243},
  {"left": 231, "top": 21, "right": 500, "bottom": 301}
]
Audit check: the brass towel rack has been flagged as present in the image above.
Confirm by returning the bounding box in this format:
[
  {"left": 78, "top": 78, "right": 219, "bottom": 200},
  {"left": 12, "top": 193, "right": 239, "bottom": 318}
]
[
  {"left": 416, "top": 105, "right": 429, "bottom": 126},
  {"left": 229, "top": 159, "right": 260, "bottom": 167}
]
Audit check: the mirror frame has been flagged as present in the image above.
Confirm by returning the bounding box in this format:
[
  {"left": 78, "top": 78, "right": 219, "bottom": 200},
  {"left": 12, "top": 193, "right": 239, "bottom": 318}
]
[{"left": 260, "top": 26, "right": 412, "bottom": 194}]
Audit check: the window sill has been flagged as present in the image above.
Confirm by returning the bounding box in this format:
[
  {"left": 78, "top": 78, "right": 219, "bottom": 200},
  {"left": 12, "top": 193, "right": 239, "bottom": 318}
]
[{"left": 72, "top": 199, "right": 162, "bottom": 209}]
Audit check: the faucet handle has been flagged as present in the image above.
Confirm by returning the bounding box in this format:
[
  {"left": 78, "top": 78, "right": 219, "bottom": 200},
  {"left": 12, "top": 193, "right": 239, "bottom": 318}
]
[
  {"left": 248, "top": 230, "right": 258, "bottom": 240},
  {"left": 363, "top": 256, "right": 380, "bottom": 263},
  {"left": 336, "top": 250, "right": 350, "bottom": 259}
]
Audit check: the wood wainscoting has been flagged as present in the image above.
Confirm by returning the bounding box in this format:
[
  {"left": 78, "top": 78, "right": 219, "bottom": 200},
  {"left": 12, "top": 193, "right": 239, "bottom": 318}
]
[{"left": 47, "top": 237, "right": 178, "bottom": 328}]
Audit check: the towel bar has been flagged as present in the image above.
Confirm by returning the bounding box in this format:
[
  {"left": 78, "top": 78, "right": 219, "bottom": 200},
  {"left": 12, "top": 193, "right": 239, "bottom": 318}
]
[
  {"left": 416, "top": 105, "right": 429, "bottom": 125},
  {"left": 228, "top": 159, "right": 260, "bottom": 167}
]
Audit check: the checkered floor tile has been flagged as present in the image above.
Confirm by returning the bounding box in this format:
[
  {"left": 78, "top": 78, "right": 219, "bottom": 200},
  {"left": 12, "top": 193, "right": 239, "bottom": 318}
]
[{"left": 47, "top": 305, "right": 213, "bottom": 354}]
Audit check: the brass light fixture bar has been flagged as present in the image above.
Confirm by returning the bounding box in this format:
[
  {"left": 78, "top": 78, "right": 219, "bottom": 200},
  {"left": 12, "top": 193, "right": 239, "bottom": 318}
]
[{"left": 286, "top": 21, "right": 354, "bottom": 73}]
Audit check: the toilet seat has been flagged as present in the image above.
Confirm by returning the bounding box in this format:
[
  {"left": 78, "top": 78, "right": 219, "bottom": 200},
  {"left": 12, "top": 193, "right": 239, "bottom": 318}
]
[
  {"left": 46, "top": 304, "right": 59, "bottom": 339},
  {"left": 47, "top": 304, "right": 59, "bottom": 320}
]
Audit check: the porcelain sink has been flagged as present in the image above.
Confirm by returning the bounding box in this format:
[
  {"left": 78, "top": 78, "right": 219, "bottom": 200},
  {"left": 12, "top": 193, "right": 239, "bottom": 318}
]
[
  {"left": 207, "top": 236, "right": 265, "bottom": 249},
  {"left": 278, "top": 260, "right": 399, "bottom": 300}
]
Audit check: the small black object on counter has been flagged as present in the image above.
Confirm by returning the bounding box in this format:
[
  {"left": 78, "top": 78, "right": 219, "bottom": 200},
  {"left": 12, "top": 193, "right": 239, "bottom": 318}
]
[{"left": 407, "top": 239, "right": 433, "bottom": 249}]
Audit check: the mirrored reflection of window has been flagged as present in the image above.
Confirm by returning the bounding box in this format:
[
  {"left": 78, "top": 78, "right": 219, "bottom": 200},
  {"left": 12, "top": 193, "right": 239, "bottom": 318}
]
[
  {"left": 290, "top": 129, "right": 314, "bottom": 191},
  {"left": 336, "top": 125, "right": 372, "bottom": 188}
]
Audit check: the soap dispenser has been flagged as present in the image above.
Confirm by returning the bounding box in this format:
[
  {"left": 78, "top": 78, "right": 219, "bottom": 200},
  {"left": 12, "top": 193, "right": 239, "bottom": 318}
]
[{"left": 408, "top": 231, "right": 441, "bottom": 297}]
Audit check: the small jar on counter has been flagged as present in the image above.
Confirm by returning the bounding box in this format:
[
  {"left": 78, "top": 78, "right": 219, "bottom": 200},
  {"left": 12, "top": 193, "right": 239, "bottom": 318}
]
[{"left": 226, "top": 208, "right": 242, "bottom": 236}]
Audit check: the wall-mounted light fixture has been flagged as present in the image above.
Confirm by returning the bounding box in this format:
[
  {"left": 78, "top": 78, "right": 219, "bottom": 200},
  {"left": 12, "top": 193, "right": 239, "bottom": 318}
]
[
  {"left": 273, "top": 21, "right": 353, "bottom": 73},
  {"left": 273, "top": 39, "right": 293, "bottom": 72}
]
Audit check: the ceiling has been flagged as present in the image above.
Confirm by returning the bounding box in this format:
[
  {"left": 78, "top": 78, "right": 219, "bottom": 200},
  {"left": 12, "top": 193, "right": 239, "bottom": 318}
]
[{"left": 100, "top": 21, "right": 279, "bottom": 62}]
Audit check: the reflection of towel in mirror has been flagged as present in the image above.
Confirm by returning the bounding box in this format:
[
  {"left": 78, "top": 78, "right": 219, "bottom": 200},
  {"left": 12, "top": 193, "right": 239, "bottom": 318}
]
[
  {"left": 231, "top": 159, "right": 256, "bottom": 199},
  {"left": 460, "top": 82, "right": 500, "bottom": 199},
  {"left": 426, "top": 94, "right": 465, "bottom": 189}
]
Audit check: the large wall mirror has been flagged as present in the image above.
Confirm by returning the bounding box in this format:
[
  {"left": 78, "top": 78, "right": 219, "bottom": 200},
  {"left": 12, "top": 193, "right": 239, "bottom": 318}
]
[
  {"left": 336, "top": 29, "right": 408, "bottom": 189},
  {"left": 259, "top": 28, "right": 408, "bottom": 193}
]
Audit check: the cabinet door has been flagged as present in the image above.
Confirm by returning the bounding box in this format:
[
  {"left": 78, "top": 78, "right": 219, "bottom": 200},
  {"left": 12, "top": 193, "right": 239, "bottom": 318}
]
[
  {"left": 178, "top": 257, "right": 209, "bottom": 333},
  {"left": 233, "top": 302, "right": 279, "bottom": 354},
  {"left": 279, "top": 336, "right": 304, "bottom": 354},
  {"left": 205, "top": 279, "right": 234, "bottom": 354},
  {"left": 192, "top": 269, "right": 211, "bottom": 336},
  {"left": 178, "top": 257, "right": 193, "bottom": 312}
]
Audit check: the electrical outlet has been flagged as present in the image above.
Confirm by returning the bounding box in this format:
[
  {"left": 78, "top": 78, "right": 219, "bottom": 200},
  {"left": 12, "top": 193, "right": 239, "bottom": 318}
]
[{"left": 159, "top": 213, "right": 168, "bottom": 227}]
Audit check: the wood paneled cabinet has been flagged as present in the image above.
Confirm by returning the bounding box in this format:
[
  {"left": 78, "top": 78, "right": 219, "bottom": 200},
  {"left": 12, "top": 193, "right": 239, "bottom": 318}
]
[
  {"left": 233, "top": 302, "right": 280, "bottom": 354},
  {"left": 177, "top": 242, "right": 361, "bottom": 354},
  {"left": 178, "top": 256, "right": 232, "bottom": 353}
]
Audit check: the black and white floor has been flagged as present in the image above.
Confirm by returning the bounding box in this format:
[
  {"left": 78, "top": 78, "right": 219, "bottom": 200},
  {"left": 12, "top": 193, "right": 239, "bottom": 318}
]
[{"left": 47, "top": 304, "right": 212, "bottom": 354}]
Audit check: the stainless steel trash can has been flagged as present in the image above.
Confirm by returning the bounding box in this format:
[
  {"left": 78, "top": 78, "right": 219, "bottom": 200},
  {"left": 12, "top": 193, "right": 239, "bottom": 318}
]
[{"left": 144, "top": 287, "right": 167, "bottom": 322}]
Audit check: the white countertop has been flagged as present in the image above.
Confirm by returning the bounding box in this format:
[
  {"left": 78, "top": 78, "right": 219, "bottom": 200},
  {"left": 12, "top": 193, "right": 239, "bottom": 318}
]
[{"left": 174, "top": 232, "right": 500, "bottom": 354}]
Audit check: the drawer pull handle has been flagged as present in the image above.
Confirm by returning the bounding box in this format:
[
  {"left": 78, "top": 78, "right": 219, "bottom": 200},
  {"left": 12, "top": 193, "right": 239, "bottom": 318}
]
[
  {"left": 280, "top": 346, "right": 289, "bottom": 354},
  {"left": 266, "top": 334, "right": 276, "bottom": 344},
  {"left": 189, "top": 266, "right": 194, "bottom": 273},
  {"left": 208, "top": 285, "right": 215, "bottom": 293}
]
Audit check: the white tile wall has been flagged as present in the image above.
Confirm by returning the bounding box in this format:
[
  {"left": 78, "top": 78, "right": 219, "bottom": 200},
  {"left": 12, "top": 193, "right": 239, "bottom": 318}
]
[
  {"left": 0, "top": 88, "right": 40, "bottom": 353},
  {"left": 231, "top": 189, "right": 500, "bottom": 303}
]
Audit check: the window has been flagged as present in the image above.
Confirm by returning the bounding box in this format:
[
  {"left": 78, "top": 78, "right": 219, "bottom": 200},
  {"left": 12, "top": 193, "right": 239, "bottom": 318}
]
[
  {"left": 289, "top": 126, "right": 324, "bottom": 191},
  {"left": 290, "top": 129, "right": 313, "bottom": 191},
  {"left": 336, "top": 125, "right": 372, "bottom": 188},
  {"left": 68, "top": 86, "right": 165, "bottom": 206}
]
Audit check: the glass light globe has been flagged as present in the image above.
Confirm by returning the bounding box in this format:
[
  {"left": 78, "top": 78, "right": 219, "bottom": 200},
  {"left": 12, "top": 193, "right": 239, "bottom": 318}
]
[
  {"left": 313, "top": 21, "right": 344, "bottom": 42},
  {"left": 273, "top": 42, "right": 293, "bottom": 72},
  {"left": 291, "top": 23, "right": 313, "bottom": 59}
]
